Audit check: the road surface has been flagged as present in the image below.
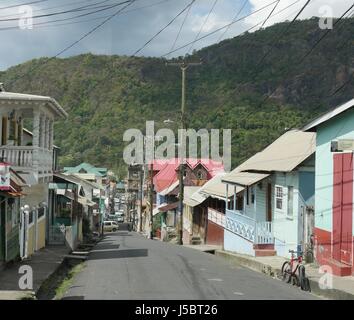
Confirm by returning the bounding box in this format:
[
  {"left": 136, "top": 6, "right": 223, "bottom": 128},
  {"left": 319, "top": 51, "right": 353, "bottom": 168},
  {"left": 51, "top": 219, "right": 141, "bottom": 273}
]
[{"left": 64, "top": 224, "right": 317, "bottom": 300}]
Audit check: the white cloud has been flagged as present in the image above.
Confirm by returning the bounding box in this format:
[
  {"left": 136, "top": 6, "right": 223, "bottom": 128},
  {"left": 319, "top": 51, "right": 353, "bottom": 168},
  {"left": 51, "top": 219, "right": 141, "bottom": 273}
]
[{"left": 245, "top": 0, "right": 354, "bottom": 29}]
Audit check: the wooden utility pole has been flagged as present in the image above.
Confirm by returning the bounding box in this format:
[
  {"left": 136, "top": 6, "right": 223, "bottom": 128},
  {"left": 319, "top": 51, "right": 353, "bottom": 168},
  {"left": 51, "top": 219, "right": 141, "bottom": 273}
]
[{"left": 166, "top": 60, "right": 202, "bottom": 245}]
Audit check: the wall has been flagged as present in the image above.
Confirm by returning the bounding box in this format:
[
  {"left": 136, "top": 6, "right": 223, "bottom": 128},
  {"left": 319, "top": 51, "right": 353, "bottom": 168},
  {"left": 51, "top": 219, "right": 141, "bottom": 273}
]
[
  {"left": 22, "top": 183, "right": 49, "bottom": 207},
  {"left": 273, "top": 172, "right": 299, "bottom": 258},
  {"left": 37, "top": 217, "right": 46, "bottom": 250},
  {"left": 315, "top": 109, "right": 354, "bottom": 234},
  {"left": 27, "top": 223, "right": 35, "bottom": 256},
  {"left": 224, "top": 210, "right": 254, "bottom": 256},
  {"left": 206, "top": 221, "right": 224, "bottom": 246}
]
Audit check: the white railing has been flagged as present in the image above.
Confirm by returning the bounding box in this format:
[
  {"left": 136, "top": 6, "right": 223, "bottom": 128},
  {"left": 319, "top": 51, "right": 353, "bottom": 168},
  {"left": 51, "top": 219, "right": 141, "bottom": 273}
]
[
  {"left": 256, "top": 221, "right": 273, "bottom": 244},
  {"left": 0, "top": 146, "right": 33, "bottom": 168},
  {"left": 225, "top": 209, "right": 274, "bottom": 244},
  {"left": 225, "top": 209, "right": 256, "bottom": 242},
  {"left": 0, "top": 146, "right": 53, "bottom": 174},
  {"left": 208, "top": 207, "right": 225, "bottom": 227}
]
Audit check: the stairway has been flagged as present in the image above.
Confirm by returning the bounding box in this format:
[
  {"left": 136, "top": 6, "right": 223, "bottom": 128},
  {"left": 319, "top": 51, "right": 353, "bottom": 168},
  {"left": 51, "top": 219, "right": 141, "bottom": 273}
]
[{"left": 253, "top": 244, "right": 276, "bottom": 257}]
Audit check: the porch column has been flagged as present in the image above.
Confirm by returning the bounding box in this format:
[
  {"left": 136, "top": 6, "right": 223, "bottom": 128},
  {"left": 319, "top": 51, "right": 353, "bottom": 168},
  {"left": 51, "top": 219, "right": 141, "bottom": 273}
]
[
  {"left": 40, "top": 114, "right": 45, "bottom": 148},
  {"left": 49, "top": 120, "right": 54, "bottom": 150},
  {"left": 32, "top": 111, "right": 40, "bottom": 147},
  {"left": 45, "top": 117, "right": 50, "bottom": 149},
  {"left": 225, "top": 183, "right": 229, "bottom": 210},
  {"left": 233, "top": 185, "right": 237, "bottom": 210}
]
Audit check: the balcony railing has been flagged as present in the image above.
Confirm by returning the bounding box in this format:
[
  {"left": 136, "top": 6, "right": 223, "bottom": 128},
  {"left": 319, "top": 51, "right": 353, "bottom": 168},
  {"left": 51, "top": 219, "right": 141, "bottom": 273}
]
[
  {"left": 225, "top": 209, "right": 273, "bottom": 244},
  {"left": 0, "top": 146, "right": 53, "bottom": 176},
  {"left": 208, "top": 207, "right": 225, "bottom": 227}
]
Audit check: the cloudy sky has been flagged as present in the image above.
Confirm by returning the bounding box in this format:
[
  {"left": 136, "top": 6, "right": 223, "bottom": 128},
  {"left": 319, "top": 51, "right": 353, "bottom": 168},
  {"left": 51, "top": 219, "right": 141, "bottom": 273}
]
[{"left": 0, "top": 0, "right": 352, "bottom": 70}]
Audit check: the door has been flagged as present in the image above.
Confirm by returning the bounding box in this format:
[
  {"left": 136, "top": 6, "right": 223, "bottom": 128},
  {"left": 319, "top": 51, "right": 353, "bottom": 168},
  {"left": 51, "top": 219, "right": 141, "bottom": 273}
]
[
  {"left": 266, "top": 183, "right": 272, "bottom": 222},
  {"left": 333, "top": 153, "right": 353, "bottom": 265}
]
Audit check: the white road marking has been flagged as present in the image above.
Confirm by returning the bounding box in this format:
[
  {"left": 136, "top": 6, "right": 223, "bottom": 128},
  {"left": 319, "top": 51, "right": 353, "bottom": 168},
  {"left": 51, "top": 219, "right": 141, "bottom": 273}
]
[{"left": 233, "top": 292, "right": 244, "bottom": 296}]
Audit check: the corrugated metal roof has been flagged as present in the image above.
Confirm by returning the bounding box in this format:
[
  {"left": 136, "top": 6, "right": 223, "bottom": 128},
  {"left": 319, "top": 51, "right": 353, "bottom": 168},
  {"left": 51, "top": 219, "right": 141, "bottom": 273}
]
[
  {"left": 303, "top": 98, "right": 354, "bottom": 131},
  {"left": 225, "top": 130, "right": 315, "bottom": 181},
  {"left": 222, "top": 172, "right": 270, "bottom": 186}
]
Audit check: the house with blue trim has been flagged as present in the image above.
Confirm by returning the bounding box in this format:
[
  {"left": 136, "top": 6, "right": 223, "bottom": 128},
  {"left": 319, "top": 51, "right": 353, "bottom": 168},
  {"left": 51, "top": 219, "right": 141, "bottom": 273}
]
[{"left": 222, "top": 130, "right": 316, "bottom": 258}]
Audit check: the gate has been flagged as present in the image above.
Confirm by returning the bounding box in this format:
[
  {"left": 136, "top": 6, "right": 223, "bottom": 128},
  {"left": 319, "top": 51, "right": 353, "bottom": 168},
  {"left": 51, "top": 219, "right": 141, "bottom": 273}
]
[{"left": 48, "top": 225, "right": 66, "bottom": 245}]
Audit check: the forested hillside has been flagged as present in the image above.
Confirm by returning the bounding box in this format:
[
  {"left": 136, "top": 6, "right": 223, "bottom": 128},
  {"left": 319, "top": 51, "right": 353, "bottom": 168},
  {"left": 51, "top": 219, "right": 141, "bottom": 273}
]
[{"left": 1, "top": 17, "right": 353, "bottom": 177}]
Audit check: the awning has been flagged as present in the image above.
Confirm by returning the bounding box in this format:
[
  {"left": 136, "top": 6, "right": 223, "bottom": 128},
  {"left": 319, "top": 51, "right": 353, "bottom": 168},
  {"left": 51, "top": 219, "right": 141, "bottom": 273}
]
[
  {"left": 159, "top": 180, "right": 179, "bottom": 196},
  {"left": 222, "top": 172, "right": 269, "bottom": 187}
]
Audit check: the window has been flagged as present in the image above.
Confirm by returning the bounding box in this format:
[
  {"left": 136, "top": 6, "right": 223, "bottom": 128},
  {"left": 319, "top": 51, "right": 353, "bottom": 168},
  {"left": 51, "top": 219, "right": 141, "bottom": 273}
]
[
  {"left": 275, "top": 186, "right": 283, "bottom": 210},
  {"left": 38, "top": 207, "right": 45, "bottom": 218},
  {"left": 197, "top": 170, "right": 203, "bottom": 180}
]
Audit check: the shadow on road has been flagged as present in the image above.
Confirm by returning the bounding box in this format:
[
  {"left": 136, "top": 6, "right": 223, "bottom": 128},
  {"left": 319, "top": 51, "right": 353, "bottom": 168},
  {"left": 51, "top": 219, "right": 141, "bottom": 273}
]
[
  {"left": 94, "top": 244, "right": 121, "bottom": 250},
  {"left": 89, "top": 248, "right": 148, "bottom": 260},
  {"left": 61, "top": 296, "right": 85, "bottom": 300}
]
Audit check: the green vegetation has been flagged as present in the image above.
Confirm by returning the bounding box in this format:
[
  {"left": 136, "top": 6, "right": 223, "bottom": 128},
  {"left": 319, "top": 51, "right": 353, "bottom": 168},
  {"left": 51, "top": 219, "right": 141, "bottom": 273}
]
[
  {"left": 1, "top": 17, "right": 353, "bottom": 175},
  {"left": 54, "top": 262, "right": 86, "bottom": 300}
]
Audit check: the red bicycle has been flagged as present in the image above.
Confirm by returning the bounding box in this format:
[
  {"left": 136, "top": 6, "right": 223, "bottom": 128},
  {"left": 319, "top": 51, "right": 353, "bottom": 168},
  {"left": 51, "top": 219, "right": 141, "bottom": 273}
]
[
  {"left": 281, "top": 250, "right": 311, "bottom": 291},
  {"left": 281, "top": 250, "right": 303, "bottom": 286}
]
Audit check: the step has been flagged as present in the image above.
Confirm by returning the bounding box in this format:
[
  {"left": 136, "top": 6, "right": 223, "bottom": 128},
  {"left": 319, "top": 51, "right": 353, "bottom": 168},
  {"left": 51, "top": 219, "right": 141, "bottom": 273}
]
[
  {"left": 253, "top": 244, "right": 274, "bottom": 250},
  {"left": 64, "top": 254, "right": 87, "bottom": 261},
  {"left": 254, "top": 249, "right": 277, "bottom": 257},
  {"left": 324, "top": 258, "right": 352, "bottom": 277}
]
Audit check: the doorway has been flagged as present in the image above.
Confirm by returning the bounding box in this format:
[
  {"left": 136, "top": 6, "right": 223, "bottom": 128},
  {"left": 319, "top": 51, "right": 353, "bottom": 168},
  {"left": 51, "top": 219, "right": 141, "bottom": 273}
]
[
  {"left": 333, "top": 153, "right": 353, "bottom": 265},
  {"left": 266, "top": 183, "right": 272, "bottom": 222}
]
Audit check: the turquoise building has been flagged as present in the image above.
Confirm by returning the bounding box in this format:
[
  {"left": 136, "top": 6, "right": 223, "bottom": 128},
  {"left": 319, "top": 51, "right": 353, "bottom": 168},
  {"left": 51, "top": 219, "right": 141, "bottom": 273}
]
[{"left": 304, "top": 98, "right": 354, "bottom": 276}]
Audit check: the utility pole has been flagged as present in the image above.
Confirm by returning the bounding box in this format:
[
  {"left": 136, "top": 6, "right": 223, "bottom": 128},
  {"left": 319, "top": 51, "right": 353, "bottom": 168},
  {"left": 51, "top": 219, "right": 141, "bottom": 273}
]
[{"left": 166, "top": 60, "right": 202, "bottom": 245}]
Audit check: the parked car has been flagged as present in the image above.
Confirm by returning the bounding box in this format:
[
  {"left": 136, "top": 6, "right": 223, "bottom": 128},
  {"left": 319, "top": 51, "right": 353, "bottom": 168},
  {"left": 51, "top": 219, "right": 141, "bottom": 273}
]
[{"left": 103, "top": 221, "right": 119, "bottom": 232}]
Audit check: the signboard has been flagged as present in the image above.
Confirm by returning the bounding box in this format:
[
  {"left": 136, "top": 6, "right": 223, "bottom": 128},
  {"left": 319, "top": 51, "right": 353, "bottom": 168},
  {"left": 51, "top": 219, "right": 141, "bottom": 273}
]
[
  {"left": 331, "top": 139, "right": 354, "bottom": 152},
  {"left": 0, "top": 162, "right": 10, "bottom": 190}
]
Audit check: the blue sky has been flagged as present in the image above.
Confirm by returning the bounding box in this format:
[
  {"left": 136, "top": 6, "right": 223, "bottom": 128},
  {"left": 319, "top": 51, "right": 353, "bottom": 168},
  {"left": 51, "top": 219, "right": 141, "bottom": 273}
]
[{"left": 0, "top": 0, "right": 351, "bottom": 70}]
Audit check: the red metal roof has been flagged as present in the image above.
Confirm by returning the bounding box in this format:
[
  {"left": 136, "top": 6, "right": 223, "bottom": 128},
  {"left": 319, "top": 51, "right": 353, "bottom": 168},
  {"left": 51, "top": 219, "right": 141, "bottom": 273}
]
[{"left": 152, "top": 158, "right": 224, "bottom": 193}]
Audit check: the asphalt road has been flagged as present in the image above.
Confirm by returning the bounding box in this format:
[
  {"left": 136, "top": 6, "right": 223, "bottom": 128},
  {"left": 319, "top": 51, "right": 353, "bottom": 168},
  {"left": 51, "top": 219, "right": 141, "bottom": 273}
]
[{"left": 63, "top": 224, "right": 317, "bottom": 300}]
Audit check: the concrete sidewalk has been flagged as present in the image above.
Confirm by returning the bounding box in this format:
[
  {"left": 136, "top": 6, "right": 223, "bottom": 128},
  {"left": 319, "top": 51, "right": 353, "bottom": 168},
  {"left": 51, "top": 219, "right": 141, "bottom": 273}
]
[
  {"left": 0, "top": 245, "right": 69, "bottom": 300},
  {"left": 215, "top": 250, "right": 354, "bottom": 300}
]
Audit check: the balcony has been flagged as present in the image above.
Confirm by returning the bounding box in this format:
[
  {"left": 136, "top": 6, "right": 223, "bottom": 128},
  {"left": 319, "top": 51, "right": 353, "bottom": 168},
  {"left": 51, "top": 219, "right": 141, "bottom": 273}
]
[
  {"left": 225, "top": 209, "right": 273, "bottom": 244},
  {"left": 0, "top": 146, "right": 53, "bottom": 177}
]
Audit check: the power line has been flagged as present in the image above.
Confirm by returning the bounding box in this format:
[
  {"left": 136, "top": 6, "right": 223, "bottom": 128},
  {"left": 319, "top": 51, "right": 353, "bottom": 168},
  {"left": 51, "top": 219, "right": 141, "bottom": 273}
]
[
  {"left": 0, "top": 0, "right": 170, "bottom": 32},
  {"left": 0, "top": 0, "right": 139, "bottom": 31},
  {"left": 188, "top": 0, "right": 219, "bottom": 54},
  {"left": 133, "top": 0, "right": 195, "bottom": 56},
  {"left": 259, "top": 2, "right": 354, "bottom": 108},
  {"left": 0, "top": 0, "right": 125, "bottom": 23},
  {"left": 216, "top": 0, "right": 248, "bottom": 43},
  {"left": 6, "top": 0, "right": 136, "bottom": 88},
  {"left": 260, "top": 0, "right": 280, "bottom": 29},
  {"left": 253, "top": 0, "right": 312, "bottom": 72},
  {"left": 0, "top": 0, "right": 51, "bottom": 10},
  {"left": 169, "top": 0, "right": 196, "bottom": 56},
  {"left": 162, "top": 0, "right": 279, "bottom": 57}
]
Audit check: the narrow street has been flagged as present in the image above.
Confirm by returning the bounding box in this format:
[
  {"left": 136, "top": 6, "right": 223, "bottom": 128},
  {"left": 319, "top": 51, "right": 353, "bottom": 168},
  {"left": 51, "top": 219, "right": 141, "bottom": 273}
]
[{"left": 63, "top": 224, "right": 317, "bottom": 300}]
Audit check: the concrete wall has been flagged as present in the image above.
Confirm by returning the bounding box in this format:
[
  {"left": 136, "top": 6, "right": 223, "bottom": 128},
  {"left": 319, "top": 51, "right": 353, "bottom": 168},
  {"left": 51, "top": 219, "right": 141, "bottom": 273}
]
[
  {"left": 224, "top": 210, "right": 254, "bottom": 256},
  {"left": 37, "top": 217, "right": 46, "bottom": 250},
  {"left": 206, "top": 221, "right": 224, "bottom": 246},
  {"left": 27, "top": 224, "right": 35, "bottom": 256}
]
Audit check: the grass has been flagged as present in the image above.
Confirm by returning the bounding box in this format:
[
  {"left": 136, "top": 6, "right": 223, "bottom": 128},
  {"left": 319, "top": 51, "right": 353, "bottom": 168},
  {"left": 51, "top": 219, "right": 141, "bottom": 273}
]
[{"left": 54, "top": 262, "right": 86, "bottom": 300}]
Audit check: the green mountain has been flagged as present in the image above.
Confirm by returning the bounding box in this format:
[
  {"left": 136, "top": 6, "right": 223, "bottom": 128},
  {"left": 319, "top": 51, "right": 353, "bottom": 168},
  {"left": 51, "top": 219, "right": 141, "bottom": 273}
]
[{"left": 1, "top": 17, "right": 353, "bottom": 178}]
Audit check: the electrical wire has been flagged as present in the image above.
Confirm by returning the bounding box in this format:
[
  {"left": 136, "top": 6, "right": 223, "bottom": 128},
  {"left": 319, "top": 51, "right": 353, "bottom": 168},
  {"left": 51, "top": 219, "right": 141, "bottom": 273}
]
[
  {"left": 188, "top": 0, "right": 219, "bottom": 54},
  {"left": 216, "top": 0, "right": 247, "bottom": 43},
  {"left": 133, "top": 0, "right": 195, "bottom": 56},
  {"left": 5, "top": 0, "right": 137, "bottom": 87},
  {"left": 168, "top": 0, "right": 195, "bottom": 57}
]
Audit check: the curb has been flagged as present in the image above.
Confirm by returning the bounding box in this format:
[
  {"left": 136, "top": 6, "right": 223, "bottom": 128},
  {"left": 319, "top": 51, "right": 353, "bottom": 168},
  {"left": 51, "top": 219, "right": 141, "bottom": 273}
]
[{"left": 215, "top": 250, "right": 354, "bottom": 300}]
